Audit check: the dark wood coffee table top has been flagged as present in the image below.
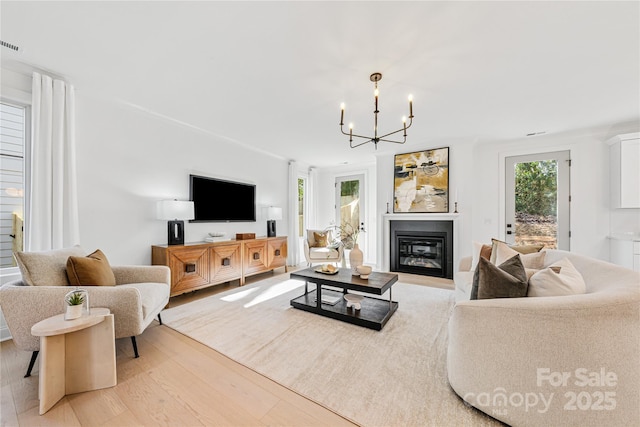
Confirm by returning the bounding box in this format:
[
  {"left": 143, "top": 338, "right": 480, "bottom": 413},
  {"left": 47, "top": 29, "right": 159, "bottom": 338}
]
[{"left": 290, "top": 267, "right": 398, "bottom": 295}]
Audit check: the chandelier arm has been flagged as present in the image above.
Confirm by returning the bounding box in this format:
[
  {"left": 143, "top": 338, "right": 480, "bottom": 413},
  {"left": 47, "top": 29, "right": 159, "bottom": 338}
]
[
  {"left": 378, "top": 136, "right": 407, "bottom": 144},
  {"left": 377, "top": 118, "right": 413, "bottom": 140},
  {"left": 350, "top": 138, "right": 375, "bottom": 148}
]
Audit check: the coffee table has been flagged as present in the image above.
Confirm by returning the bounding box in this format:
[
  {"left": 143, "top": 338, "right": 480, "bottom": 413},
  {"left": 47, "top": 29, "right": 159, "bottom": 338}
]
[{"left": 290, "top": 267, "right": 398, "bottom": 330}]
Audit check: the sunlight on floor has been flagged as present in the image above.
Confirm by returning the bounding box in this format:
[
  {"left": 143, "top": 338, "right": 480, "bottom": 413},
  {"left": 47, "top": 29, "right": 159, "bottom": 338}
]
[
  {"left": 243, "top": 279, "right": 304, "bottom": 308},
  {"left": 220, "top": 287, "right": 260, "bottom": 302}
]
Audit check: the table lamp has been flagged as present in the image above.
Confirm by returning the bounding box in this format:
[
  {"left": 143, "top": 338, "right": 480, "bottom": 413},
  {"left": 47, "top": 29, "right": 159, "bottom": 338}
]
[
  {"left": 157, "top": 200, "right": 195, "bottom": 245},
  {"left": 266, "top": 206, "right": 282, "bottom": 237}
]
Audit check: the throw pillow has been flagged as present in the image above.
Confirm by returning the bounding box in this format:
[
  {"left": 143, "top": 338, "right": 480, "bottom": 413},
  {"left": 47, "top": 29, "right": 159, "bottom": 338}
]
[
  {"left": 312, "top": 231, "right": 329, "bottom": 248},
  {"left": 528, "top": 257, "right": 586, "bottom": 297},
  {"left": 14, "top": 245, "right": 86, "bottom": 286},
  {"left": 470, "top": 241, "right": 493, "bottom": 271},
  {"left": 489, "top": 238, "right": 544, "bottom": 263},
  {"left": 67, "top": 249, "right": 116, "bottom": 287},
  {"left": 470, "top": 255, "right": 529, "bottom": 300},
  {"left": 491, "top": 240, "right": 546, "bottom": 269}
]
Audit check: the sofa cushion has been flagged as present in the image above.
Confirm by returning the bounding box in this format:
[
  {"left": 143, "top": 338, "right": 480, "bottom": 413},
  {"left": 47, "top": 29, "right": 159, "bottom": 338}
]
[
  {"left": 66, "top": 249, "right": 116, "bottom": 287},
  {"left": 308, "top": 247, "right": 341, "bottom": 259},
  {"left": 492, "top": 240, "right": 546, "bottom": 269},
  {"left": 120, "top": 282, "right": 168, "bottom": 319},
  {"left": 14, "top": 246, "right": 86, "bottom": 286},
  {"left": 528, "top": 257, "right": 587, "bottom": 297},
  {"left": 471, "top": 255, "right": 528, "bottom": 300}
]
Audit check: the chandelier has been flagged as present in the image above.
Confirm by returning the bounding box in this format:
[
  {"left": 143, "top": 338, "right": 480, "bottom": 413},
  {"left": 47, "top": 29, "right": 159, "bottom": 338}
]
[{"left": 339, "top": 72, "right": 414, "bottom": 149}]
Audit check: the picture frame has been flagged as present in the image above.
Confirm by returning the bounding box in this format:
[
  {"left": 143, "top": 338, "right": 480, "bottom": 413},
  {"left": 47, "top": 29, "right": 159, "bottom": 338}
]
[{"left": 393, "top": 147, "right": 449, "bottom": 213}]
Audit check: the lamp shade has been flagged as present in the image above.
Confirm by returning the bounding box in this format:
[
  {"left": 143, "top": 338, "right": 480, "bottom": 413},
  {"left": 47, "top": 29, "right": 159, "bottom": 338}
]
[
  {"left": 157, "top": 200, "right": 195, "bottom": 220},
  {"left": 267, "top": 206, "right": 283, "bottom": 220}
]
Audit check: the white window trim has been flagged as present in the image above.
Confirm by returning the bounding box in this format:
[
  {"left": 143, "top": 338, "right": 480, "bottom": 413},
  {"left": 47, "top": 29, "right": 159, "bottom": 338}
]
[{"left": 1, "top": 98, "right": 31, "bottom": 276}]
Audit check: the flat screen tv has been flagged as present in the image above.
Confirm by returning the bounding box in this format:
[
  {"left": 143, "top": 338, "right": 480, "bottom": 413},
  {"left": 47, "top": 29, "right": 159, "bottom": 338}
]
[{"left": 189, "top": 175, "right": 256, "bottom": 222}]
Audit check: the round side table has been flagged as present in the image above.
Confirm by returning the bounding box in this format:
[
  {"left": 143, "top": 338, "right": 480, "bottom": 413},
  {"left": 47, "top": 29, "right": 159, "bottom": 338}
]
[{"left": 31, "top": 307, "right": 116, "bottom": 415}]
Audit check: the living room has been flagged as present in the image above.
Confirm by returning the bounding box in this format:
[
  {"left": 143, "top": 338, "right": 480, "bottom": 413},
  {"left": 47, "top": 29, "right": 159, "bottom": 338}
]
[{"left": 1, "top": 1, "right": 639, "bottom": 426}]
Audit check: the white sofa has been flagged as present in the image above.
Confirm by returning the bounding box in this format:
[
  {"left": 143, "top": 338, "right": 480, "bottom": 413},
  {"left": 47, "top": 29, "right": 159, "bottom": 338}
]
[{"left": 448, "top": 249, "right": 640, "bottom": 426}]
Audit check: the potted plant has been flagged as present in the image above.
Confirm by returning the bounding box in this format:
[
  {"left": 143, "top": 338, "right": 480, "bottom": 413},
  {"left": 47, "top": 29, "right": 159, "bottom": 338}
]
[{"left": 64, "top": 290, "right": 85, "bottom": 320}]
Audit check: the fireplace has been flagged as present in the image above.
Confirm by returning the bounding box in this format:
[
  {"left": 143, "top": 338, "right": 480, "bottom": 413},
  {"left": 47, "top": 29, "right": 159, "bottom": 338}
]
[{"left": 390, "top": 220, "right": 453, "bottom": 279}]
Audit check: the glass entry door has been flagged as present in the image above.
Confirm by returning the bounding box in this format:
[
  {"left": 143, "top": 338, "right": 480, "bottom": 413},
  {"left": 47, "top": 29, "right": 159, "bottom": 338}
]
[
  {"left": 505, "top": 150, "right": 570, "bottom": 250},
  {"left": 335, "top": 174, "right": 364, "bottom": 249}
]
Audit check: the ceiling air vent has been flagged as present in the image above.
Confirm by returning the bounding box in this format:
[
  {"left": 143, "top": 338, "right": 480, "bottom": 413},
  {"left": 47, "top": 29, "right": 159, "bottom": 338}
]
[{"left": 1, "top": 40, "right": 21, "bottom": 52}]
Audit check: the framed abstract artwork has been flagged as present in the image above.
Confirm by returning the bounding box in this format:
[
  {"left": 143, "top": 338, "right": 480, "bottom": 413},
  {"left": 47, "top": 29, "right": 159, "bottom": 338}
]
[{"left": 393, "top": 147, "right": 449, "bottom": 213}]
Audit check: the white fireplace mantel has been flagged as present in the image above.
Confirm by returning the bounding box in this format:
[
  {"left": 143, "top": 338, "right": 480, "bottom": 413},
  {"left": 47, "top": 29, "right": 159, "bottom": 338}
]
[{"left": 382, "top": 213, "right": 462, "bottom": 274}]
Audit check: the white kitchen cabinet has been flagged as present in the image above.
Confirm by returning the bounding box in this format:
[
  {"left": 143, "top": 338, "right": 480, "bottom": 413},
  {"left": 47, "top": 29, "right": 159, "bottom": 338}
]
[
  {"left": 609, "top": 233, "right": 640, "bottom": 272},
  {"left": 607, "top": 133, "right": 640, "bottom": 208}
]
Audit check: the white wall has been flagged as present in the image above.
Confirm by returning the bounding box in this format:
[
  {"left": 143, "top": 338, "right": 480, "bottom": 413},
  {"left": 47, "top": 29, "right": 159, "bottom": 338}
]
[{"left": 74, "top": 92, "right": 289, "bottom": 265}]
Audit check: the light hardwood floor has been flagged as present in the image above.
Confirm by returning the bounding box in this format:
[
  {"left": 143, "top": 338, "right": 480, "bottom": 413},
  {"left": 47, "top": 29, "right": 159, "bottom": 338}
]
[{"left": 1, "top": 266, "right": 453, "bottom": 426}]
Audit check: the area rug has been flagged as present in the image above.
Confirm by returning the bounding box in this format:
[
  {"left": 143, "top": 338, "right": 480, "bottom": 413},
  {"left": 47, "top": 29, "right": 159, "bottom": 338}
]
[{"left": 161, "top": 275, "right": 501, "bottom": 427}]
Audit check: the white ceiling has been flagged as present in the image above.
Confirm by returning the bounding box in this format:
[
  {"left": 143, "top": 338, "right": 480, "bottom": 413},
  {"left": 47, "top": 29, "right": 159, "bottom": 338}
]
[{"left": 1, "top": 1, "right": 639, "bottom": 167}]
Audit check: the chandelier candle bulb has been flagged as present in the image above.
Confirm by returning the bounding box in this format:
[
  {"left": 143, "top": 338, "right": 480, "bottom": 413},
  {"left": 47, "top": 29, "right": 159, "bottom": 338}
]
[
  {"left": 340, "top": 103, "right": 345, "bottom": 125},
  {"left": 408, "top": 94, "right": 413, "bottom": 117}
]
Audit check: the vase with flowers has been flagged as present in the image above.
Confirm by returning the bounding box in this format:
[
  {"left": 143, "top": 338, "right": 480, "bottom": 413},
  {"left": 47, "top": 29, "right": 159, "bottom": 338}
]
[{"left": 327, "top": 222, "right": 366, "bottom": 272}]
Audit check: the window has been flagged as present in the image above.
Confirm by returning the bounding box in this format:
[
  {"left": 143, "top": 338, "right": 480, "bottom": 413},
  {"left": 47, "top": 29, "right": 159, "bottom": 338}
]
[
  {"left": 335, "top": 174, "right": 365, "bottom": 249},
  {"left": 505, "top": 151, "right": 571, "bottom": 250},
  {"left": 0, "top": 101, "right": 27, "bottom": 268}
]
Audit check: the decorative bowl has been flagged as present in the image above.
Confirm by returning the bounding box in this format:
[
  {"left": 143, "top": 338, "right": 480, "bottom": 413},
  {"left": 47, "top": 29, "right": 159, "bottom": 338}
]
[{"left": 356, "top": 265, "right": 372, "bottom": 276}]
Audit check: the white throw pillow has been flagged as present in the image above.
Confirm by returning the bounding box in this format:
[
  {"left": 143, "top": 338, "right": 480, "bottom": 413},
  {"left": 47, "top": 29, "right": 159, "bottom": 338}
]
[
  {"left": 528, "top": 257, "right": 587, "bottom": 297},
  {"left": 492, "top": 240, "right": 546, "bottom": 269}
]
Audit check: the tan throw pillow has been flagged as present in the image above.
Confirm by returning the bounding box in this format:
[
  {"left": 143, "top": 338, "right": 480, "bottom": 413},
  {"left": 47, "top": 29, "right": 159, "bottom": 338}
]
[
  {"left": 490, "top": 238, "right": 544, "bottom": 262},
  {"left": 470, "top": 255, "right": 528, "bottom": 300},
  {"left": 528, "top": 257, "right": 586, "bottom": 297},
  {"left": 492, "top": 240, "right": 546, "bottom": 269},
  {"left": 67, "top": 249, "right": 116, "bottom": 286},
  {"left": 14, "top": 246, "right": 86, "bottom": 286},
  {"left": 312, "top": 232, "right": 328, "bottom": 248},
  {"left": 470, "top": 241, "right": 493, "bottom": 271}
]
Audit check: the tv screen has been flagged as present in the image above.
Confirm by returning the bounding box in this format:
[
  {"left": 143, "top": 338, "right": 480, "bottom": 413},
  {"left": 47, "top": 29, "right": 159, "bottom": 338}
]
[{"left": 189, "top": 175, "right": 256, "bottom": 222}]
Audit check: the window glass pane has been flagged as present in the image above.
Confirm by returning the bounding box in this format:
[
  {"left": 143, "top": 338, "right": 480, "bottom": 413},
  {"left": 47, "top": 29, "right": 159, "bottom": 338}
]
[
  {"left": 0, "top": 102, "right": 26, "bottom": 267},
  {"left": 514, "top": 160, "right": 558, "bottom": 249},
  {"left": 339, "top": 179, "right": 360, "bottom": 247}
]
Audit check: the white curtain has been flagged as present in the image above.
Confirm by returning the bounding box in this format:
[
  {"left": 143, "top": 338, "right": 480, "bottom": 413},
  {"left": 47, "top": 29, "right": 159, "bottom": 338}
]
[
  {"left": 286, "top": 161, "right": 300, "bottom": 266},
  {"left": 27, "top": 72, "right": 80, "bottom": 251},
  {"left": 307, "top": 167, "right": 318, "bottom": 228}
]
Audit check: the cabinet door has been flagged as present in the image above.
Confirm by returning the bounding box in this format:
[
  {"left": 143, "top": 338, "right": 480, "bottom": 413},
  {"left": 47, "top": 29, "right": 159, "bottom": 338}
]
[
  {"left": 168, "top": 247, "right": 210, "bottom": 296},
  {"left": 620, "top": 139, "right": 640, "bottom": 208},
  {"left": 267, "top": 237, "right": 287, "bottom": 269},
  {"left": 210, "top": 243, "right": 242, "bottom": 283},
  {"left": 244, "top": 240, "right": 269, "bottom": 275}
]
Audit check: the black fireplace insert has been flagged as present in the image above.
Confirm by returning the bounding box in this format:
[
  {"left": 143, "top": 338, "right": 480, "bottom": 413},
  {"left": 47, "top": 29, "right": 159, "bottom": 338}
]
[{"left": 390, "top": 221, "right": 453, "bottom": 279}]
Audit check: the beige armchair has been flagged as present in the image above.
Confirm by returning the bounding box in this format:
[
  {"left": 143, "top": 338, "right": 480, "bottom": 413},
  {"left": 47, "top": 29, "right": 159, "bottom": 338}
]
[
  {"left": 0, "top": 248, "right": 170, "bottom": 377},
  {"left": 303, "top": 229, "right": 343, "bottom": 267}
]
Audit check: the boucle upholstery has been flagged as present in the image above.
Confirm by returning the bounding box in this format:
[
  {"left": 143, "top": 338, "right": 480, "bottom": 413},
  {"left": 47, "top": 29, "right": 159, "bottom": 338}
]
[
  {"left": 447, "top": 249, "right": 640, "bottom": 427},
  {"left": 0, "top": 265, "right": 170, "bottom": 352}
]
